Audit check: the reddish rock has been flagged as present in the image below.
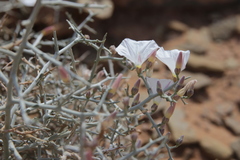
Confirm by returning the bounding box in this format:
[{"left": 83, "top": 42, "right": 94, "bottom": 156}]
[
  {"left": 224, "top": 117, "right": 240, "bottom": 135},
  {"left": 200, "top": 135, "right": 233, "bottom": 159},
  {"left": 231, "top": 139, "right": 240, "bottom": 159},
  {"left": 168, "top": 108, "right": 198, "bottom": 144}
]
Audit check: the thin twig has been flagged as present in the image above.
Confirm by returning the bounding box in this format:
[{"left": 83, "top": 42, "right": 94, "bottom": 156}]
[
  {"left": 42, "top": 0, "right": 108, "bottom": 9},
  {"left": 3, "top": 0, "right": 42, "bottom": 159},
  {"left": 119, "top": 136, "right": 166, "bottom": 160}
]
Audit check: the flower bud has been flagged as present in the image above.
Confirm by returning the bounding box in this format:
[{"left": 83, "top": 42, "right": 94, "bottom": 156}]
[
  {"left": 174, "top": 68, "right": 181, "bottom": 77},
  {"left": 131, "top": 79, "right": 141, "bottom": 96},
  {"left": 151, "top": 103, "right": 158, "bottom": 113},
  {"left": 146, "top": 48, "right": 158, "bottom": 69},
  {"left": 96, "top": 70, "right": 104, "bottom": 81},
  {"left": 41, "top": 25, "right": 56, "bottom": 36},
  {"left": 122, "top": 97, "right": 129, "bottom": 107},
  {"left": 131, "top": 93, "right": 140, "bottom": 107},
  {"left": 58, "top": 66, "right": 70, "bottom": 83},
  {"left": 175, "top": 51, "right": 183, "bottom": 76},
  {"left": 146, "top": 68, "right": 153, "bottom": 78},
  {"left": 161, "top": 117, "right": 169, "bottom": 124},
  {"left": 172, "top": 75, "right": 178, "bottom": 82},
  {"left": 86, "top": 91, "right": 91, "bottom": 99},
  {"left": 175, "top": 76, "right": 185, "bottom": 92},
  {"left": 156, "top": 81, "right": 163, "bottom": 95},
  {"left": 85, "top": 150, "right": 93, "bottom": 160},
  {"left": 145, "top": 61, "right": 153, "bottom": 70},
  {"left": 176, "top": 135, "right": 184, "bottom": 146},
  {"left": 135, "top": 139, "right": 142, "bottom": 148},
  {"left": 131, "top": 132, "right": 138, "bottom": 142},
  {"left": 136, "top": 66, "right": 142, "bottom": 75},
  {"left": 186, "top": 79, "right": 197, "bottom": 88},
  {"left": 92, "top": 87, "right": 98, "bottom": 94},
  {"left": 164, "top": 102, "right": 176, "bottom": 119},
  {"left": 106, "top": 91, "right": 114, "bottom": 100},
  {"left": 186, "top": 89, "right": 194, "bottom": 98},
  {"left": 159, "top": 128, "right": 165, "bottom": 135},
  {"left": 186, "top": 79, "right": 197, "bottom": 97},
  {"left": 177, "top": 79, "right": 197, "bottom": 97},
  {"left": 109, "top": 45, "right": 117, "bottom": 55},
  {"left": 176, "top": 88, "right": 186, "bottom": 97},
  {"left": 107, "top": 74, "right": 123, "bottom": 99}
]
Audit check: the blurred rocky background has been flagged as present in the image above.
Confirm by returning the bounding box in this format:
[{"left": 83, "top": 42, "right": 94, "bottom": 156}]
[{"left": 1, "top": 0, "right": 240, "bottom": 159}]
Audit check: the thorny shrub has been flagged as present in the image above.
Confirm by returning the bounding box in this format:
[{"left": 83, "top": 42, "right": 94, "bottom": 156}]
[{"left": 0, "top": 0, "right": 197, "bottom": 159}]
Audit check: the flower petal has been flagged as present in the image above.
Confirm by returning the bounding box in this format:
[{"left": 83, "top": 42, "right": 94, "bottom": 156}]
[
  {"left": 116, "top": 38, "right": 159, "bottom": 67},
  {"left": 146, "top": 77, "right": 174, "bottom": 105},
  {"left": 156, "top": 49, "right": 190, "bottom": 74}
]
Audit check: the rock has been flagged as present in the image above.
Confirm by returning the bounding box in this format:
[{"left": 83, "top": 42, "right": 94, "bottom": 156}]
[
  {"left": 202, "top": 111, "right": 223, "bottom": 126},
  {"left": 225, "top": 57, "right": 239, "bottom": 69},
  {"left": 224, "top": 117, "right": 240, "bottom": 135},
  {"left": 181, "top": 71, "right": 212, "bottom": 90},
  {"left": 209, "top": 16, "right": 237, "bottom": 40},
  {"left": 163, "top": 27, "right": 212, "bottom": 54},
  {"left": 181, "top": 27, "right": 212, "bottom": 54},
  {"left": 168, "top": 20, "right": 189, "bottom": 32},
  {"left": 231, "top": 139, "right": 240, "bottom": 159},
  {"left": 77, "top": 0, "right": 114, "bottom": 19},
  {"left": 200, "top": 135, "right": 233, "bottom": 159},
  {"left": 215, "top": 102, "right": 234, "bottom": 117},
  {"left": 187, "top": 53, "right": 225, "bottom": 73},
  {"left": 168, "top": 108, "right": 198, "bottom": 144}
]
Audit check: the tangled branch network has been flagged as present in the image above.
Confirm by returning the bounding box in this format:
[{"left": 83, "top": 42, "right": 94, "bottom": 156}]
[{"left": 0, "top": 0, "right": 197, "bottom": 159}]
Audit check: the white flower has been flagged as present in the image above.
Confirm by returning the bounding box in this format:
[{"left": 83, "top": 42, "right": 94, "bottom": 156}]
[
  {"left": 19, "top": 0, "right": 36, "bottom": 6},
  {"left": 19, "top": 0, "right": 62, "bottom": 7},
  {"left": 156, "top": 49, "right": 190, "bottom": 76},
  {"left": 146, "top": 77, "right": 174, "bottom": 105},
  {"left": 116, "top": 38, "right": 159, "bottom": 68}
]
